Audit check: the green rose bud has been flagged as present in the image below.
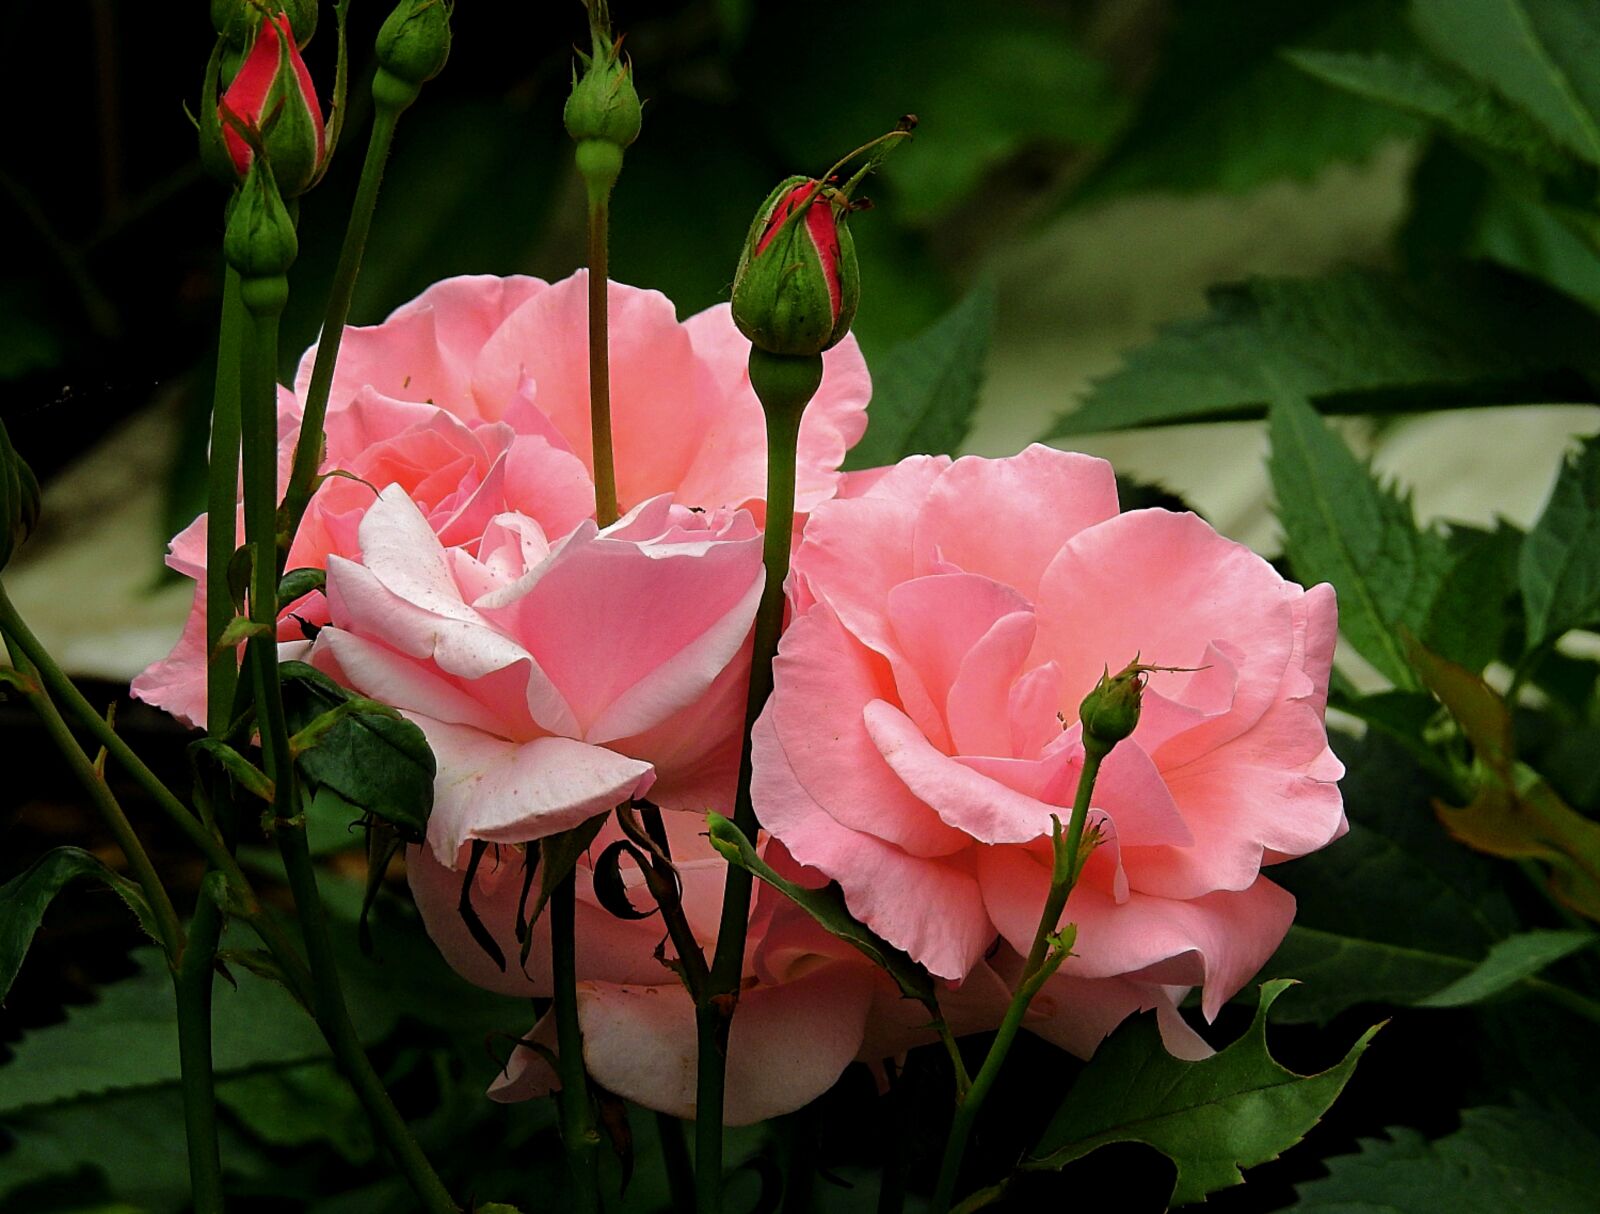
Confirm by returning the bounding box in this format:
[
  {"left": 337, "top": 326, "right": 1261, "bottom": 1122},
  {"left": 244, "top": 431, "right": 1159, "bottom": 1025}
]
[
  {"left": 224, "top": 161, "right": 298, "bottom": 314},
  {"left": 1078, "top": 660, "right": 1148, "bottom": 754},
  {"left": 731, "top": 176, "right": 861, "bottom": 358},
  {"left": 375, "top": 0, "right": 454, "bottom": 109},
  {"left": 564, "top": 1, "right": 642, "bottom": 171}
]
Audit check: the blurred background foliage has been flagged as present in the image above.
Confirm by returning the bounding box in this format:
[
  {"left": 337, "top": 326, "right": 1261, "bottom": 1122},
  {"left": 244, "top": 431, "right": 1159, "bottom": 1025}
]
[{"left": 4, "top": 0, "right": 1600, "bottom": 1210}]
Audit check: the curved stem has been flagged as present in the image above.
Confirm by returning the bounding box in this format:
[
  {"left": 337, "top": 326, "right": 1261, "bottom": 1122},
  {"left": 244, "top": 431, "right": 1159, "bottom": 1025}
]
[
  {"left": 698, "top": 354, "right": 812, "bottom": 1213},
  {"left": 552, "top": 864, "right": 601, "bottom": 1212},
  {"left": 279, "top": 102, "right": 401, "bottom": 551},
  {"left": 0, "top": 590, "right": 310, "bottom": 1001},
  {"left": 3, "top": 636, "right": 223, "bottom": 1210},
  {"left": 586, "top": 195, "right": 618, "bottom": 527},
  {"left": 930, "top": 743, "right": 1110, "bottom": 1214}
]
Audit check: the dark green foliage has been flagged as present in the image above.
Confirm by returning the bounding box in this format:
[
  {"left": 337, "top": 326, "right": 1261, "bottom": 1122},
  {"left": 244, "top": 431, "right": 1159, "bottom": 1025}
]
[
  {"left": 1027, "top": 982, "right": 1377, "bottom": 1206},
  {"left": 1045, "top": 267, "right": 1600, "bottom": 438}
]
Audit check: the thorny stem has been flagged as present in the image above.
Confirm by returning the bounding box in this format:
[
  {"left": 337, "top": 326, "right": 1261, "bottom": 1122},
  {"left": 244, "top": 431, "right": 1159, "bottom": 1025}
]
[{"left": 930, "top": 743, "right": 1112, "bottom": 1214}]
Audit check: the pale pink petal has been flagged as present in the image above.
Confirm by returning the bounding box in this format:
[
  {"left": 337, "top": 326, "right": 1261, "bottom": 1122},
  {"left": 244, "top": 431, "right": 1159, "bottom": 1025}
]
[
  {"left": 420, "top": 717, "right": 655, "bottom": 861},
  {"left": 473, "top": 513, "right": 763, "bottom": 743},
  {"left": 864, "top": 700, "right": 1054, "bottom": 844},
  {"left": 1035, "top": 509, "right": 1298, "bottom": 744},
  {"left": 913, "top": 446, "right": 1119, "bottom": 601},
  {"left": 564, "top": 963, "right": 875, "bottom": 1124},
  {"left": 765, "top": 606, "right": 967, "bottom": 857},
  {"left": 473, "top": 272, "right": 719, "bottom": 511},
  {"left": 299, "top": 275, "right": 546, "bottom": 422},
  {"left": 753, "top": 713, "right": 991, "bottom": 980},
  {"left": 130, "top": 586, "right": 211, "bottom": 729}
]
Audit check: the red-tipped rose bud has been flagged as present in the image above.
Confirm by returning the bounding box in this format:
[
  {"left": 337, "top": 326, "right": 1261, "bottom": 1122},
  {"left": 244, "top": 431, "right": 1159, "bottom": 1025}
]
[
  {"left": 731, "top": 176, "right": 861, "bottom": 358},
  {"left": 217, "top": 12, "right": 327, "bottom": 197}
]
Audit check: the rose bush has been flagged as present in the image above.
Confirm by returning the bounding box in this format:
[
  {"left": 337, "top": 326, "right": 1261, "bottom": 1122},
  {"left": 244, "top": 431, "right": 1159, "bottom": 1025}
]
[
  {"left": 133, "top": 271, "right": 870, "bottom": 728},
  {"left": 752, "top": 445, "right": 1347, "bottom": 1057}
]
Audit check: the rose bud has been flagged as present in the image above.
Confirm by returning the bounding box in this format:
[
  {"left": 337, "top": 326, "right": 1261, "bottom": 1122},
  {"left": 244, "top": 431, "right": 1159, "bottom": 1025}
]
[
  {"left": 563, "top": 0, "right": 642, "bottom": 196},
  {"left": 216, "top": 11, "right": 327, "bottom": 198},
  {"left": 731, "top": 176, "right": 861, "bottom": 358},
  {"left": 375, "top": 0, "right": 454, "bottom": 108},
  {"left": 224, "top": 161, "right": 299, "bottom": 313},
  {"left": 1078, "top": 660, "right": 1149, "bottom": 753}
]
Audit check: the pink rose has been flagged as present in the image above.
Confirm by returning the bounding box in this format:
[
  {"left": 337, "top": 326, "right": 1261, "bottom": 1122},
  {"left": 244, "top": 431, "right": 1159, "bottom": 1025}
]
[
  {"left": 752, "top": 445, "right": 1346, "bottom": 1057},
  {"left": 310, "top": 484, "right": 763, "bottom": 847},
  {"left": 133, "top": 271, "right": 870, "bottom": 727}
]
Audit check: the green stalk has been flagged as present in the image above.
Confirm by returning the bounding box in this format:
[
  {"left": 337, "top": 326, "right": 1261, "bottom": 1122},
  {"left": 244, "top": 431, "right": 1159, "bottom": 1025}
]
[
  {"left": 697, "top": 349, "right": 816, "bottom": 1213},
  {"left": 552, "top": 865, "right": 602, "bottom": 1212},
  {"left": 0, "top": 639, "right": 184, "bottom": 958},
  {"left": 240, "top": 269, "right": 458, "bottom": 1214},
  {"left": 278, "top": 101, "right": 402, "bottom": 551},
  {"left": 175, "top": 893, "right": 227, "bottom": 1213},
  {"left": 205, "top": 267, "right": 245, "bottom": 730},
  {"left": 929, "top": 745, "right": 1109, "bottom": 1214},
  {"left": 586, "top": 192, "right": 619, "bottom": 527}
]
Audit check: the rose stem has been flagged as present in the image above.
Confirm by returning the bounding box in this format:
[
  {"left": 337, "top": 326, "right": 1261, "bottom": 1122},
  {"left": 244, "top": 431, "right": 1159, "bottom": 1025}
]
[
  {"left": 586, "top": 187, "right": 620, "bottom": 527},
  {"left": 239, "top": 238, "right": 460, "bottom": 1212},
  {"left": 696, "top": 348, "right": 819, "bottom": 1213},
  {"left": 1, "top": 639, "right": 225, "bottom": 1212},
  {"left": 551, "top": 866, "right": 603, "bottom": 1212},
  {"left": 930, "top": 743, "right": 1113, "bottom": 1214},
  {"left": 0, "top": 584, "right": 308, "bottom": 985}
]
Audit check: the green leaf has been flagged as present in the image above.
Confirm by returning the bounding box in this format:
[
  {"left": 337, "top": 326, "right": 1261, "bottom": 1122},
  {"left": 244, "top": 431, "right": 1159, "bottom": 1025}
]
[
  {"left": 1025, "top": 980, "right": 1378, "bottom": 1205},
  {"left": 0, "top": 1087, "right": 270, "bottom": 1213},
  {"left": 1044, "top": 266, "right": 1600, "bottom": 437},
  {"left": 1416, "top": 927, "right": 1596, "bottom": 1006},
  {"left": 0, "top": 848, "right": 158, "bottom": 999},
  {"left": 1268, "top": 394, "right": 1452, "bottom": 686},
  {"left": 1288, "top": 49, "right": 1597, "bottom": 202},
  {"left": 278, "top": 566, "right": 326, "bottom": 607},
  {"left": 1422, "top": 522, "right": 1522, "bottom": 674},
  {"left": 844, "top": 286, "right": 996, "bottom": 470},
  {"left": 279, "top": 660, "right": 435, "bottom": 840},
  {"left": 1520, "top": 435, "right": 1600, "bottom": 647},
  {"left": 705, "top": 813, "right": 937, "bottom": 1010},
  {"left": 1292, "top": 1102, "right": 1600, "bottom": 1212},
  {"left": 215, "top": 1061, "right": 374, "bottom": 1164},
  {"left": 0, "top": 885, "right": 523, "bottom": 1119},
  {"left": 1412, "top": 0, "right": 1600, "bottom": 168},
  {"left": 1079, "top": 0, "right": 1417, "bottom": 199}
]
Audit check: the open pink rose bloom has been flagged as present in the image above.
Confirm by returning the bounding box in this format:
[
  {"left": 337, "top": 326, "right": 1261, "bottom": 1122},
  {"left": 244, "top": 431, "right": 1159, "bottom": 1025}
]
[{"left": 135, "top": 274, "right": 1344, "bottom": 1121}]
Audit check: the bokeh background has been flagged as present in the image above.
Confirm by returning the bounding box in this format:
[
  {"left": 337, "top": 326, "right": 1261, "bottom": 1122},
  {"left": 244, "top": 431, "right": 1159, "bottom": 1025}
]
[{"left": 3, "top": 1, "right": 1599, "bottom": 1211}]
